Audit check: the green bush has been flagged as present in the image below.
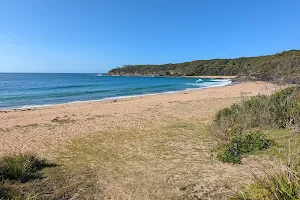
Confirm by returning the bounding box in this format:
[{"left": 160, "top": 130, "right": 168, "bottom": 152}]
[
  {"left": 232, "top": 134, "right": 300, "bottom": 199},
  {"left": 217, "top": 131, "right": 270, "bottom": 164},
  {"left": 213, "top": 87, "right": 300, "bottom": 141},
  {"left": 0, "top": 154, "right": 51, "bottom": 182}
]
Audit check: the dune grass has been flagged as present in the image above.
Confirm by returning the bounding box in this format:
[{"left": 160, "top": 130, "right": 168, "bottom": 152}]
[
  {"left": 0, "top": 154, "right": 54, "bottom": 182},
  {"left": 0, "top": 155, "right": 98, "bottom": 199},
  {"left": 0, "top": 154, "right": 59, "bottom": 199}
]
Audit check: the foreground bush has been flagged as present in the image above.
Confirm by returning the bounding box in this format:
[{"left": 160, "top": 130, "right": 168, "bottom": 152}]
[
  {"left": 232, "top": 172, "right": 300, "bottom": 199},
  {"left": 232, "top": 136, "right": 300, "bottom": 199},
  {"left": 0, "top": 154, "right": 51, "bottom": 182},
  {"left": 217, "top": 131, "right": 270, "bottom": 164},
  {"left": 213, "top": 86, "right": 300, "bottom": 141}
]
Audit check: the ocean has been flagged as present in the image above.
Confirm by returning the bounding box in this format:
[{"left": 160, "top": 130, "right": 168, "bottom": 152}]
[{"left": 0, "top": 73, "right": 232, "bottom": 110}]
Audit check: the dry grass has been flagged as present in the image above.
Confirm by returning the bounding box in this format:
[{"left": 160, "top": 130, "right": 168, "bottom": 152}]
[
  {"left": 1, "top": 125, "right": 286, "bottom": 199},
  {"left": 55, "top": 120, "right": 266, "bottom": 199}
]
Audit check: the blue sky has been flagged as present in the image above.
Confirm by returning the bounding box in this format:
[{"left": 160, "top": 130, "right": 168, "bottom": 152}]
[{"left": 0, "top": 0, "right": 299, "bottom": 73}]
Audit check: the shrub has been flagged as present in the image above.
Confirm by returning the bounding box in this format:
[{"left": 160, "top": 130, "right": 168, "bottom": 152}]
[
  {"left": 217, "top": 131, "right": 270, "bottom": 164},
  {"left": 0, "top": 154, "right": 51, "bottom": 182},
  {"left": 232, "top": 138, "right": 300, "bottom": 199},
  {"left": 213, "top": 87, "right": 300, "bottom": 141}
]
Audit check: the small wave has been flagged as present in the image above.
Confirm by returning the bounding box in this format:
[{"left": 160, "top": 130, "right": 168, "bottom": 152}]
[
  {"left": 196, "top": 79, "right": 203, "bottom": 83},
  {"left": 186, "top": 79, "right": 232, "bottom": 88},
  {"left": 95, "top": 74, "right": 107, "bottom": 76}
]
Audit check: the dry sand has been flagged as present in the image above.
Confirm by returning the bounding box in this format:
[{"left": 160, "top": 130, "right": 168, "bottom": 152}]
[{"left": 0, "top": 81, "right": 281, "bottom": 157}]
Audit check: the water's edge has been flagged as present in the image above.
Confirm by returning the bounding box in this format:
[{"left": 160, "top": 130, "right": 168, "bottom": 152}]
[{"left": 1, "top": 81, "right": 234, "bottom": 111}]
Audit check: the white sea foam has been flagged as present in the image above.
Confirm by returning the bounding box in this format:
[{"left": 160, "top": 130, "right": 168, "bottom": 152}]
[{"left": 186, "top": 78, "right": 232, "bottom": 88}]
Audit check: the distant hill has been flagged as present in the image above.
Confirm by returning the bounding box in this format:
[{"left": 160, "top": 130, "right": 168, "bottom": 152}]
[{"left": 108, "top": 50, "right": 300, "bottom": 83}]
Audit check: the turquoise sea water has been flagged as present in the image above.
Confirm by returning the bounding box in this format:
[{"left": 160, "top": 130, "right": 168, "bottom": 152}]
[{"left": 0, "top": 73, "right": 232, "bottom": 110}]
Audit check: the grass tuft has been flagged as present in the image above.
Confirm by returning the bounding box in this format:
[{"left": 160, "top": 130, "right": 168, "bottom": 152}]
[
  {"left": 235, "top": 173, "right": 300, "bottom": 200},
  {"left": 0, "top": 154, "right": 54, "bottom": 182}
]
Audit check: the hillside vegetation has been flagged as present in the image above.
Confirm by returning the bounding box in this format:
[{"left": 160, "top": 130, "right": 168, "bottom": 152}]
[{"left": 108, "top": 50, "right": 300, "bottom": 83}]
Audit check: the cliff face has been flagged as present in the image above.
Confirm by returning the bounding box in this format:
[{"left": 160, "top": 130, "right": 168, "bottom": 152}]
[{"left": 108, "top": 50, "right": 300, "bottom": 83}]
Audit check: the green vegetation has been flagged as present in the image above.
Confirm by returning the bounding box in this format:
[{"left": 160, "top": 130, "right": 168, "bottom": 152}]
[
  {"left": 0, "top": 154, "right": 94, "bottom": 199},
  {"left": 217, "top": 131, "right": 270, "bottom": 164},
  {"left": 212, "top": 86, "right": 300, "bottom": 198},
  {"left": 232, "top": 132, "right": 300, "bottom": 199},
  {"left": 213, "top": 86, "right": 300, "bottom": 141},
  {"left": 213, "top": 86, "right": 300, "bottom": 163},
  {"left": 233, "top": 171, "right": 300, "bottom": 199},
  {"left": 0, "top": 165, "right": 97, "bottom": 200},
  {"left": 108, "top": 50, "right": 300, "bottom": 83},
  {"left": 0, "top": 154, "right": 52, "bottom": 182},
  {"left": 0, "top": 154, "right": 58, "bottom": 199}
]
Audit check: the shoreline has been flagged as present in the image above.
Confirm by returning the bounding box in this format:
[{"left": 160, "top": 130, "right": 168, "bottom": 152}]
[
  {"left": 0, "top": 80, "right": 234, "bottom": 111},
  {"left": 108, "top": 74, "right": 237, "bottom": 79},
  {"left": 183, "top": 75, "right": 237, "bottom": 79}
]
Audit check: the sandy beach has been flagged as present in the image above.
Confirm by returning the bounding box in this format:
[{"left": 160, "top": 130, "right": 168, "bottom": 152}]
[
  {"left": 0, "top": 81, "right": 281, "bottom": 157},
  {"left": 0, "top": 81, "right": 285, "bottom": 199}
]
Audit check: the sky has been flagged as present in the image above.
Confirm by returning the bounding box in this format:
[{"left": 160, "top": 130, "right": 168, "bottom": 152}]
[{"left": 0, "top": 0, "right": 299, "bottom": 73}]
